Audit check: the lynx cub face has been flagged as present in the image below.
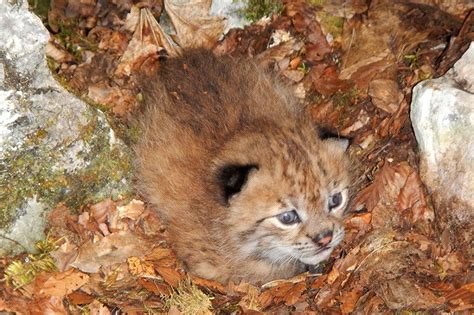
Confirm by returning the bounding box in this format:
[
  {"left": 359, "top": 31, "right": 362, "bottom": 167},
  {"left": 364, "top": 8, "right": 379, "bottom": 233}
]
[
  {"left": 215, "top": 128, "right": 349, "bottom": 270},
  {"left": 136, "top": 51, "right": 351, "bottom": 283}
]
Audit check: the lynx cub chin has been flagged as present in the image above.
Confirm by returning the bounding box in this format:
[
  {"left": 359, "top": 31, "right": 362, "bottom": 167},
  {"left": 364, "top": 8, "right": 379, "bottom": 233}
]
[{"left": 136, "top": 51, "right": 351, "bottom": 284}]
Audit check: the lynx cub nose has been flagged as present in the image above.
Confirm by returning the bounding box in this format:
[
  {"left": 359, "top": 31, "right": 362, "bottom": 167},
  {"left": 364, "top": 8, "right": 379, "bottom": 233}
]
[{"left": 313, "top": 230, "right": 333, "bottom": 247}]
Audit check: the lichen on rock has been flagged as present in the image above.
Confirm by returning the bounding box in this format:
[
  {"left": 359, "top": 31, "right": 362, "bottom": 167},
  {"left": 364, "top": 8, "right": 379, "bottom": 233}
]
[{"left": 0, "top": 0, "right": 133, "bottom": 255}]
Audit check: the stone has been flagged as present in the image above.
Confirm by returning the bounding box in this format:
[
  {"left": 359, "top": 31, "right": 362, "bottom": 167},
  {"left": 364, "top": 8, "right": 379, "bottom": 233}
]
[
  {"left": 0, "top": 0, "right": 133, "bottom": 255},
  {"left": 410, "top": 42, "right": 474, "bottom": 252}
]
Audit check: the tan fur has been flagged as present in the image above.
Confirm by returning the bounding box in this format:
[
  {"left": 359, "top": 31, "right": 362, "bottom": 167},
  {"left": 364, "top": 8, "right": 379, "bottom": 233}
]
[{"left": 135, "top": 51, "right": 351, "bottom": 284}]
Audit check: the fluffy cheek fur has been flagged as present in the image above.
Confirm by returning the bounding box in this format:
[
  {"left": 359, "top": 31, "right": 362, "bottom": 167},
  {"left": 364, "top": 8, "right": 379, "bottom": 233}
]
[{"left": 225, "top": 190, "right": 346, "bottom": 267}]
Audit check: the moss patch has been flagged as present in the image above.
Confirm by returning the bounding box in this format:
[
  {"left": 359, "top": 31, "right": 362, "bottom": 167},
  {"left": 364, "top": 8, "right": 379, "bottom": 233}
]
[
  {"left": 237, "top": 0, "right": 283, "bottom": 23},
  {"left": 0, "top": 110, "right": 133, "bottom": 230}
]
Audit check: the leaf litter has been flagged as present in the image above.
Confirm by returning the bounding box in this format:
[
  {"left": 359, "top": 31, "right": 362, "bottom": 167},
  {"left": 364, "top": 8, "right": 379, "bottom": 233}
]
[{"left": 2, "top": 0, "right": 474, "bottom": 313}]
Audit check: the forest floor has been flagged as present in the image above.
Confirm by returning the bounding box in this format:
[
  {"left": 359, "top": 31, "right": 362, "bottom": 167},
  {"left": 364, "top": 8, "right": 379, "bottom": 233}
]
[{"left": 1, "top": 0, "right": 473, "bottom": 313}]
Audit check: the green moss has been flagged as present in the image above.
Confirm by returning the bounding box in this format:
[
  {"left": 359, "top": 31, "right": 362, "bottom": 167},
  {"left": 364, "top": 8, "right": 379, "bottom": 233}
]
[
  {"left": 164, "top": 279, "right": 214, "bottom": 315},
  {"left": 309, "top": 0, "right": 326, "bottom": 5},
  {"left": 331, "top": 88, "right": 362, "bottom": 108},
  {"left": 53, "top": 21, "right": 98, "bottom": 61},
  {"left": 236, "top": 0, "right": 283, "bottom": 22},
  {"left": 316, "top": 11, "right": 344, "bottom": 40},
  {"left": 0, "top": 111, "right": 133, "bottom": 230},
  {"left": 27, "top": 0, "right": 51, "bottom": 22},
  {"left": 5, "top": 234, "right": 59, "bottom": 289}
]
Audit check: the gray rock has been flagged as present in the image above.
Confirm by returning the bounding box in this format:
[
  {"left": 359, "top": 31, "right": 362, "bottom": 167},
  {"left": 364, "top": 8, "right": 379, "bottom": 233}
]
[
  {"left": 0, "top": 0, "right": 133, "bottom": 255},
  {"left": 411, "top": 42, "right": 474, "bottom": 249}
]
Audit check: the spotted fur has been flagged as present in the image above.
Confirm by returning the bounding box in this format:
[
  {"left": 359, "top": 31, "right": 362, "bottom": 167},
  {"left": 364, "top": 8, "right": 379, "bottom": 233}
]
[{"left": 135, "top": 51, "right": 351, "bottom": 284}]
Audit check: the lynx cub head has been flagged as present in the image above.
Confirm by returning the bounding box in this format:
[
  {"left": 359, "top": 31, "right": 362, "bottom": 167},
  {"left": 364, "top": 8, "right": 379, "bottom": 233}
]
[{"left": 214, "top": 126, "right": 350, "bottom": 269}]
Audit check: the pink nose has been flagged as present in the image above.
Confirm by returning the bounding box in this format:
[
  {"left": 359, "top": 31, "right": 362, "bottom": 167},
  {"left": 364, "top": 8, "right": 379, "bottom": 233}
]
[{"left": 313, "top": 230, "right": 333, "bottom": 247}]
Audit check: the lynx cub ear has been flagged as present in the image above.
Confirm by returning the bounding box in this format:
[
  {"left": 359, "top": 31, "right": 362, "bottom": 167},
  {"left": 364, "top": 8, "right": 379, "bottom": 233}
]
[
  {"left": 218, "top": 164, "right": 258, "bottom": 204},
  {"left": 318, "top": 127, "right": 350, "bottom": 152}
]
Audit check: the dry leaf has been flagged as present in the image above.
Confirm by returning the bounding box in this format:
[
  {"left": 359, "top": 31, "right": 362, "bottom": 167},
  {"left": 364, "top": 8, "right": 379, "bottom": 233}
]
[
  {"left": 118, "top": 199, "right": 145, "bottom": 220},
  {"left": 398, "top": 170, "right": 434, "bottom": 223},
  {"left": 339, "top": 289, "right": 364, "bottom": 314},
  {"left": 139, "top": 278, "right": 171, "bottom": 296},
  {"left": 71, "top": 231, "right": 151, "bottom": 273},
  {"left": 90, "top": 198, "right": 116, "bottom": 225},
  {"left": 39, "top": 269, "right": 89, "bottom": 297},
  {"left": 368, "top": 79, "right": 403, "bottom": 114},
  {"left": 116, "top": 6, "right": 181, "bottom": 77},
  {"left": 88, "top": 300, "right": 111, "bottom": 315},
  {"left": 377, "top": 277, "right": 445, "bottom": 310},
  {"left": 192, "top": 276, "right": 226, "bottom": 294},
  {"left": 67, "top": 290, "right": 95, "bottom": 305},
  {"left": 50, "top": 238, "right": 79, "bottom": 272},
  {"left": 127, "top": 257, "right": 156, "bottom": 276},
  {"left": 155, "top": 266, "right": 184, "bottom": 287},
  {"left": 445, "top": 282, "right": 474, "bottom": 305},
  {"left": 164, "top": 0, "right": 225, "bottom": 49},
  {"left": 283, "top": 281, "right": 306, "bottom": 306}
]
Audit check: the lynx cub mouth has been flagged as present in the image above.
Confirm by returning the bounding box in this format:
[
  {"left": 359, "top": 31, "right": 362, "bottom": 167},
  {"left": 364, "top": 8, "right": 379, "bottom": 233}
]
[{"left": 135, "top": 50, "right": 351, "bottom": 284}]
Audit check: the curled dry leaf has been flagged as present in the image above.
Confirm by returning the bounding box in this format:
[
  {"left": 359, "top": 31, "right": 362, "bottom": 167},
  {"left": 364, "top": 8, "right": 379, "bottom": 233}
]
[
  {"left": 164, "top": 0, "right": 225, "bottom": 49},
  {"left": 116, "top": 6, "right": 181, "bottom": 77}
]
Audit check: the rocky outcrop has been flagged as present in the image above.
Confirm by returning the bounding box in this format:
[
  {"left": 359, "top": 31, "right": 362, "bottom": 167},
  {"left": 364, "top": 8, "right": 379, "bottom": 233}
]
[
  {"left": 411, "top": 43, "right": 474, "bottom": 254},
  {"left": 0, "top": 0, "right": 133, "bottom": 255}
]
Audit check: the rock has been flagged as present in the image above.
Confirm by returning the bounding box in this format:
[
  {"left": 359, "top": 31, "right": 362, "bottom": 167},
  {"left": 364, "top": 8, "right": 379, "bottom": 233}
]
[
  {"left": 0, "top": 0, "right": 133, "bottom": 255},
  {"left": 410, "top": 42, "right": 474, "bottom": 252}
]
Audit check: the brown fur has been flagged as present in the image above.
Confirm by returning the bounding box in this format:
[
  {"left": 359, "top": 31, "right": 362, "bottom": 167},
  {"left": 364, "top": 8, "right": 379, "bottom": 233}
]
[{"left": 135, "top": 51, "right": 351, "bottom": 284}]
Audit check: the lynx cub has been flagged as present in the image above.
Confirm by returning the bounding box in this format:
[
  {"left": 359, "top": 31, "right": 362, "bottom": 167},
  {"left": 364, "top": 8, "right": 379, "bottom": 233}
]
[{"left": 135, "top": 51, "right": 350, "bottom": 284}]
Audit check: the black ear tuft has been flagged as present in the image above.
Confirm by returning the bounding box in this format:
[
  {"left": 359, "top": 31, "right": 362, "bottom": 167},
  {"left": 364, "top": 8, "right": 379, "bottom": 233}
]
[
  {"left": 218, "top": 164, "right": 258, "bottom": 204},
  {"left": 318, "top": 126, "right": 352, "bottom": 151}
]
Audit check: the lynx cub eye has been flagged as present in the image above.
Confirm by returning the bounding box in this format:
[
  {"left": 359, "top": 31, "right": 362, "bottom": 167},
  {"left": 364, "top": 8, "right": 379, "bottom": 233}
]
[
  {"left": 277, "top": 210, "right": 301, "bottom": 225},
  {"left": 328, "top": 192, "right": 343, "bottom": 211}
]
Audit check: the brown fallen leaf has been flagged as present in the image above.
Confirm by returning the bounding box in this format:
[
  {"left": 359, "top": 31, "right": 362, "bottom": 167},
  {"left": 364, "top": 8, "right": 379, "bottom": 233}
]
[
  {"left": 127, "top": 257, "right": 156, "bottom": 277},
  {"left": 305, "top": 64, "right": 350, "bottom": 96},
  {"left": 192, "top": 276, "right": 226, "bottom": 294},
  {"left": 155, "top": 266, "right": 184, "bottom": 287},
  {"left": 71, "top": 231, "right": 151, "bottom": 273},
  {"left": 339, "top": 288, "right": 364, "bottom": 314},
  {"left": 90, "top": 198, "right": 116, "bottom": 225},
  {"left": 398, "top": 170, "right": 434, "bottom": 224},
  {"left": 376, "top": 276, "right": 445, "bottom": 310},
  {"left": 117, "top": 199, "right": 145, "bottom": 221},
  {"left": 67, "top": 290, "right": 95, "bottom": 305},
  {"left": 445, "top": 282, "right": 474, "bottom": 305},
  {"left": 164, "top": 0, "right": 225, "bottom": 49},
  {"left": 368, "top": 79, "right": 403, "bottom": 114},
  {"left": 353, "top": 162, "right": 413, "bottom": 228},
  {"left": 88, "top": 300, "right": 111, "bottom": 315},
  {"left": 139, "top": 278, "right": 171, "bottom": 296},
  {"left": 39, "top": 269, "right": 89, "bottom": 297},
  {"left": 116, "top": 6, "right": 181, "bottom": 78},
  {"left": 283, "top": 281, "right": 306, "bottom": 306}
]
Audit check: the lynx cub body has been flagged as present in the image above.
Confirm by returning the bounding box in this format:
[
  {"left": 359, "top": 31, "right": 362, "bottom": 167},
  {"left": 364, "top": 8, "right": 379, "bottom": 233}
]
[{"left": 136, "top": 51, "right": 350, "bottom": 284}]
